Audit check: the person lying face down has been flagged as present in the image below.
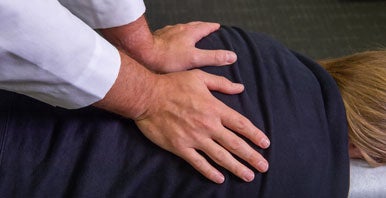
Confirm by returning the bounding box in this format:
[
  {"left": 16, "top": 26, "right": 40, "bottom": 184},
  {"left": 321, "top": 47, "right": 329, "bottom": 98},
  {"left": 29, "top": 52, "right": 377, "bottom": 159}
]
[
  {"left": 318, "top": 52, "right": 386, "bottom": 166},
  {"left": 0, "top": 26, "right": 385, "bottom": 197}
]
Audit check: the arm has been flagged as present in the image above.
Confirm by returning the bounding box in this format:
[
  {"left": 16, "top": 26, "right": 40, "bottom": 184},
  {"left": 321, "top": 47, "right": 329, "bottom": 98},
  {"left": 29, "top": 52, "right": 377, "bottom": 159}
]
[
  {"left": 0, "top": 0, "right": 269, "bottom": 183},
  {"left": 59, "top": 0, "right": 269, "bottom": 182},
  {"left": 60, "top": 0, "right": 236, "bottom": 72},
  {"left": 0, "top": 0, "right": 120, "bottom": 108}
]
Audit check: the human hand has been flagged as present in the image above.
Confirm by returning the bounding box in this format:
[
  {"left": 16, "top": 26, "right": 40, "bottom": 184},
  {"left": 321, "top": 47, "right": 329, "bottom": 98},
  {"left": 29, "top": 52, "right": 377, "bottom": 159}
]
[
  {"left": 145, "top": 22, "right": 237, "bottom": 73},
  {"left": 94, "top": 52, "right": 269, "bottom": 184},
  {"left": 134, "top": 69, "right": 270, "bottom": 184},
  {"left": 100, "top": 16, "right": 236, "bottom": 73}
]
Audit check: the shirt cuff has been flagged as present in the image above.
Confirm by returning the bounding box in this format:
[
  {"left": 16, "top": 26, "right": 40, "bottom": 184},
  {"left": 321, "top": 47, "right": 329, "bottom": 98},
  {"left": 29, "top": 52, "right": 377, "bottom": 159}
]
[
  {"left": 0, "top": 0, "right": 121, "bottom": 109},
  {"left": 69, "top": 34, "right": 121, "bottom": 108}
]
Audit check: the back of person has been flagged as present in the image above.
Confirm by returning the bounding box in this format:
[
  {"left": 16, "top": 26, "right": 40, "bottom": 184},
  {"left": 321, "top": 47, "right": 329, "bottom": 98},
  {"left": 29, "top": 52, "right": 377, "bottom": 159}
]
[
  {"left": 0, "top": 26, "right": 349, "bottom": 197},
  {"left": 197, "top": 26, "right": 349, "bottom": 197}
]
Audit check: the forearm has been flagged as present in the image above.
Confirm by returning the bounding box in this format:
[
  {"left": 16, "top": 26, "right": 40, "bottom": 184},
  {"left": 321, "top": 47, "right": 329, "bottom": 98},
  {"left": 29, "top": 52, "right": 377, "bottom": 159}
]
[
  {"left": 99, "top": 15, "right": 156, "bottom": 66},
  {"left": 93, "top": 51, "right": 156, "bottom": 119}
]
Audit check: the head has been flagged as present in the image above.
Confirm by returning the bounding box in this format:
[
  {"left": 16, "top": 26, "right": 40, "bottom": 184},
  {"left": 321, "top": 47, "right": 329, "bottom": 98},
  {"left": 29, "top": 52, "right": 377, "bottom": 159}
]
[{"left": 318, "top": 50, "right": 386, "bottom": 167}]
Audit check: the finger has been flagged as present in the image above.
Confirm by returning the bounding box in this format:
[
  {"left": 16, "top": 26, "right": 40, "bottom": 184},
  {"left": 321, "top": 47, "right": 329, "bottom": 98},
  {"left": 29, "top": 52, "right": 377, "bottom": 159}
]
[
  {"left": 188, "top": 22, "right": 221, "bottom": 42},
  {"left": 214, "top": 128, "right": 269, "bottom": 173},
  {"left": 186, "top": 21, "right": 205, "bottom": 26},
  {"left": 195, "top": 70, "right": 244, "bottom": 94},
  {"left": 199, "top": 139, "right": 255, "bottom": 182},
  {"left": 179, "top": 148, "right": 225, "bottom": 184},
  {"left": 189, "top": 48, "right": 237, "bottom": 67},
  {"left": 184, "top": 22, "right": 237, "bottom": 66},
  {"left": 220, "top": 107, "right": 270, "bottom": 149}
]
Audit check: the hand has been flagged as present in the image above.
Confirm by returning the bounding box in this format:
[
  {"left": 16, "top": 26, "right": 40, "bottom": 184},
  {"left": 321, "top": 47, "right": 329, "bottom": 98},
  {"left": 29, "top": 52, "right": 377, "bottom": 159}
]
[
  {"left": 135, "top": 69, "right": 270, "bottom": 184},
  {"left": 94, "top": 53, "right": 269, "bottom": 184},
  {"left": 100, "top": 17, "right": 237, "bottom": 73},
  {"left": 146, "top": 22, "right": 237, "bottom": 73}
]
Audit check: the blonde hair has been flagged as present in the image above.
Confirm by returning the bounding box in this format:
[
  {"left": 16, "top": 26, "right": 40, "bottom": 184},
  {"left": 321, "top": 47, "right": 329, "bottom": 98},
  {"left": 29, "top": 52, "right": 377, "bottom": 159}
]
[{"left": 318, "top": 50, "right": 386, "bottom": 167}]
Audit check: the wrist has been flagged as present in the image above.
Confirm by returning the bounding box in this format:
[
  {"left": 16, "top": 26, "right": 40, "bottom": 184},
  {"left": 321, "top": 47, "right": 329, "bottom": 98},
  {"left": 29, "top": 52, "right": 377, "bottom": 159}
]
[
  {"left": 93, "top": 51, "right": 158, "bottom": 119},
  {"left": 99, "top": 15, "right": 157, "bottom": 66}
]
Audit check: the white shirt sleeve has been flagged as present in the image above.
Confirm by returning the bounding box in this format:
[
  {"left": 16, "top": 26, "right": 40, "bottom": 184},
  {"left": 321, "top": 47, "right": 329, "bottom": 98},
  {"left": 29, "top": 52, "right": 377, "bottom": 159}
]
[
  {"left": 0, "top": 0, "right": 120, "bottom": 109},
  {"left": 58, "top": 0, "right": 146, "bottom": 29}
]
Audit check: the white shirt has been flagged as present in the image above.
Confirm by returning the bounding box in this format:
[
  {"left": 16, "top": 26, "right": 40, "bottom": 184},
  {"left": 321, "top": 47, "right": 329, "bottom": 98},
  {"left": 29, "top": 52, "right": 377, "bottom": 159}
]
[{"left": 0, "top": 0, "right": 146, "bottom": 109}]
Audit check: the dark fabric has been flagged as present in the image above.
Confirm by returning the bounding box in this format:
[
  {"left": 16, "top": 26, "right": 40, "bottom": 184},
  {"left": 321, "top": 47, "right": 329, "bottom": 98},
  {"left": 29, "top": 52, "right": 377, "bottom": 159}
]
[
  {"left": 144, "top": 0, "right": 386, "bottom": 60},
  {"left": 0, "top": 27, "right": 349, "bottom": 198}
]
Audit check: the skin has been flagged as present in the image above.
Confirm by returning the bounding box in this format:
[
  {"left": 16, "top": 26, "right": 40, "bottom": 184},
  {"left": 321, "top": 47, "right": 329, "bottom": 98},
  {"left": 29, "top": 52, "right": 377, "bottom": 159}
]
[
  {"left": 99, "top": 16, "right": 238, "bottom": 73},
  {"left": 349, "top": 142, "right": 363, "bottom": 159},
  {"left": 94, "top": 16, "right": 270, "bottom": 184}
]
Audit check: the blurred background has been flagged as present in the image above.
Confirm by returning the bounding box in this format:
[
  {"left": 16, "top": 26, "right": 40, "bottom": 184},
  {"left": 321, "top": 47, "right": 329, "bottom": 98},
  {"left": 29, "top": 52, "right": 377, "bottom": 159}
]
[{"left": 144, "top": 0, "right": 386, "bottom": 60}]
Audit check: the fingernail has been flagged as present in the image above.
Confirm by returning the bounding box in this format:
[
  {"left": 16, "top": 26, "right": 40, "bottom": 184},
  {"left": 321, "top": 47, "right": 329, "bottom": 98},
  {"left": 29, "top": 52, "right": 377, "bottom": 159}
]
[
  {"left": 233, "top": 83, "right": 244, "bottom": 89},
  {"left": 243, "top": 170, "right": 255, "bottom": 182},
  {"left": 258, "top": 161, "right": 269, "bottom": 172},
  {"left": 260, "top": 138, "right": 270, "bottom": 148},
  {"left": 214, "top": 172, "right": 225, "bottom": 184},
  {"left": 226, "top": 52, "right": 237, "bottom": 64}
]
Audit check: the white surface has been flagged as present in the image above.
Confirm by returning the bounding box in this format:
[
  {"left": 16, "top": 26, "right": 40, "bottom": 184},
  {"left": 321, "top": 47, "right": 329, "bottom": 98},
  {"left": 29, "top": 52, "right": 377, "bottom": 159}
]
[{"left": 349, "top": 159, "right": 386, "bottom": 198}]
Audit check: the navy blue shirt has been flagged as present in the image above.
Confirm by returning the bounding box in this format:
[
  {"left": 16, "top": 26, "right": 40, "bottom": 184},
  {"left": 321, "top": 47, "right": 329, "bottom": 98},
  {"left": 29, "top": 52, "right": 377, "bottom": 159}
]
[{"left": 0, "top": 26, "right": 349, "bottom": 197}]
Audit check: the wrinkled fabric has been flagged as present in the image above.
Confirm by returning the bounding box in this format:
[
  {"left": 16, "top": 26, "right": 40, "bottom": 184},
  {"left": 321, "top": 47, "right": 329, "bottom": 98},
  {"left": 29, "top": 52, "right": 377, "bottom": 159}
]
[
  {"left": 349, "top": 159, "right": 386, "bottom": 198},
  {"left": 0, "top": 27, "right": 349, "bottom": 197},
  {"left": 0, "top": 0, "right": 121, "bottom": 109}
]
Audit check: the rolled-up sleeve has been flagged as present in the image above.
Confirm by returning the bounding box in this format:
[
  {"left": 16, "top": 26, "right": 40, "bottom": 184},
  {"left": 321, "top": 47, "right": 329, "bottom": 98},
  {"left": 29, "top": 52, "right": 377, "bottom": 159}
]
[
  {"left": 59, "top": 0, "right": 146, "bottom": 29},
  {"left": 0, "top": 0, "right": 120, "bottom": 109}
]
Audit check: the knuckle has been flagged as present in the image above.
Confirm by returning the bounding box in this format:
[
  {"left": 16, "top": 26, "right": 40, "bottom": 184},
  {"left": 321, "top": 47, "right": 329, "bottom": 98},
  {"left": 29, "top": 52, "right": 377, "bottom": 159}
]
[
  {"left": 201, "top": 119, "right": 216, "bottom": 130},
  {"left": 190, "top": 69, "right": 204, "bottom": 80},
  {"left": 213, "top": 149, "right": 228, "bottom": 163},
  {"left": 219, "top": 76, "right": 231, "bottom": 85},
  {"left": 233, "top": 165, "right": 246, "bottom": 176},
  {"left": 176, "top": 24, "right": 186, "bottom": 31},
  {"left": 191, "top": 156, "right": 205, "bottom": 170},
  {"left": 162, "top": 25, "right": 174, "bottom": 32},
  {"left": 192, "top": 116, "right": 213, "bottom": 130},
  {"left": 228, "top": 138, "right": 244, "bottom": 152},
  {"left": 214, "top": 51, "right": 226, "bottom": 63},
  {"left": 214, "top": 76, "right": 228, "bottom": 87},
  {"left": 249, "top": 129, "right": 259, "bottom": 137},
  {"left": 189, "top": 54, "right": 201, "bottom": 66},
  {"left": 235, "top": 117, "right": 249, "bottom": 131},
  {"left": 169, "top": 137, "right": 186, "bottom": 149},
  {"left": 245, "top": 151, "right": 258, "bottom": 163},
  {"left": 218, "top": 76, "right": 227, "bottom": 82}
]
